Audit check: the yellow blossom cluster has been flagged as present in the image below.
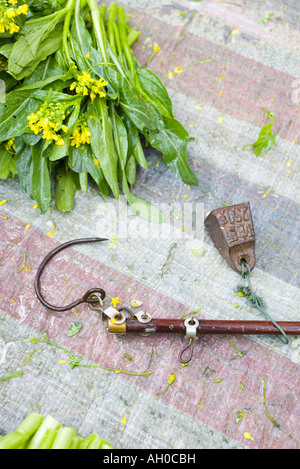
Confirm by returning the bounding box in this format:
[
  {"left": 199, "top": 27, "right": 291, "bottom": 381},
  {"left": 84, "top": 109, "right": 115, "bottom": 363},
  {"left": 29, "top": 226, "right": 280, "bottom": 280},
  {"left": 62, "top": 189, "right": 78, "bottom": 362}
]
[
  {"left": 0, "top": 0, "right": 29, "bottom": 35},
  {"left": 70, "top": 71, "right": 108, "bottom": 101},
  {"left": 70, "top": 114, "right": 91, "bottom": 148},
  {"left": 27, "top": 102, "right": 69, "bottom": 146},
  {"left": 5, "top": 137, "right": 15, "bottom": 151}
]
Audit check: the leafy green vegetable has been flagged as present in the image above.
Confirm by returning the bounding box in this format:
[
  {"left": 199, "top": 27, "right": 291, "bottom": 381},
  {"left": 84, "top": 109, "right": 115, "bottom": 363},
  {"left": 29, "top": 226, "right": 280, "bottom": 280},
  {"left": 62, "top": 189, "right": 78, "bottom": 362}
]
[
  {"left": 0, "top": 0, "right": 199, "bottom": 220},
  {"left": 243, "top": 109, "right": 276, "bottom": 156},
  {"left": 0, "top": 412, "right": 113, "bottom": 449}
]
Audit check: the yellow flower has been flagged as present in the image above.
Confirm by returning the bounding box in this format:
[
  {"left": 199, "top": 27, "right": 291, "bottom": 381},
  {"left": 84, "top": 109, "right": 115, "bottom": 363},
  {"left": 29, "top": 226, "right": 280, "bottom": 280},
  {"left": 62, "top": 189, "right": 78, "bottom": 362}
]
[
  {"left": 70, "top": 72, "right": 108, "bottom": 101},
  {"left": 174, "top": 66, "right": 183, "bottom": 74},
  {"left": 5, "top": 137, "right": 15, "bottom": 152},
  {"left": 111, "top": 296, "right": 121, "bottom": 308},
  {"left": 0, "top": 1, "right": 29, "bottom": 35},
  {"left": 153, "top": 43, "right": 160, "bottom": 53},
  {"left": 69, "top": 115, "right": 91, "bottom": 148},
  {"left": 27, "top": 102, "right": 69, "bottom": 146}
]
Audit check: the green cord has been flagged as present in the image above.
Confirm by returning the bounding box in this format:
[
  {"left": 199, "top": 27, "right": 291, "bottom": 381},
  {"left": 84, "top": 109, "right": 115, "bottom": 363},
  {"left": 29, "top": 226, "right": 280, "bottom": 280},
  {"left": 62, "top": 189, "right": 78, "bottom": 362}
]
[{"left": 237, "top": 261, "right": 288, "bottom": 344}]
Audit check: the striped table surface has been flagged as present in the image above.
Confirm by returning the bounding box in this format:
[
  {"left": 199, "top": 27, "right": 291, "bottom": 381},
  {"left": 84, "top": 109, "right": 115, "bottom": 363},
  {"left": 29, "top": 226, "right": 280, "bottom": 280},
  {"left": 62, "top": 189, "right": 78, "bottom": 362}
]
[{"left": 0, "top": 0, "right": 299, "bottom": 449}]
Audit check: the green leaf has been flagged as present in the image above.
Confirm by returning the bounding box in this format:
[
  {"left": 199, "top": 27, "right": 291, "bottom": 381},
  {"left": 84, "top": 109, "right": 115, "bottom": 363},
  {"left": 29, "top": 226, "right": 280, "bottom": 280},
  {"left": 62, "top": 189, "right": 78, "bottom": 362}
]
[
  {"left": 14, "top": 138, "right": 33, "bottom": 198},
  {"left": 67, "top": 321, "right": 82, "bottom": 337},
  {"left": 31, "top": 142, "right": 51, "bottom": 213},
  {"left": 144, "top": 116, "right": 198, "bottom": 185},
  {"left": 69, "top": 355, "right": 83, "bottom": 369},
  {"left": 88, "top": 99, "right": 120, "bottom": 199},
  {"left": 0, "top": 147, "right": 14, "bottom": 179},
  {"left": 55, "top": 164, "right": 78, "bottom": 212},
  {"left": 110, "top": 104, "right": 128, "bottom": 168},
  {"left": 120, "top": 77, "right": 164, "bottom": 132},
  {"left": 8, "top": 19, "right": 64, "bottom": 80},
  {"left": 125, "top": 154, "right": 136, "bottom": 186},
  {"left": 0, "top": 90, "right": 42, "bottom": 141},
  {"left": 243, "top": 108, "right": 276, "bottom": 156},
  {"left": 49, "top": 141, "right": 68, "bottom": 161},
  {"left": 137, "top": 68, "right": 174, "bottom": 118}
]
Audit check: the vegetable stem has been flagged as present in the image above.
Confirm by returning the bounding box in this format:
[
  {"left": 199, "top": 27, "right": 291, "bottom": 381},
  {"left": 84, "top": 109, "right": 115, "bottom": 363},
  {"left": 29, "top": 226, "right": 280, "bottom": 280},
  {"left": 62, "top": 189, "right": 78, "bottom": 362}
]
[
  {"left": 63, "top": 0, "right": 77, "bottom": 67},
  {"left": 87, "top": 0, "right": 109, "bottom": 62}
]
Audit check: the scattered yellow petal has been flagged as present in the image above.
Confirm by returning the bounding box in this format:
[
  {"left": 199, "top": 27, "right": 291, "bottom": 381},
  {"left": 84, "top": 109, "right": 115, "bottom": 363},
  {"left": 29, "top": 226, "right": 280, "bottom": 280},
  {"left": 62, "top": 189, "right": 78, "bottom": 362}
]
[
  {"left": 46, "top": 231, "right": 55, "bottom": 238},
  {"left": 220, "top": 226, "right": 225, "bottom": 230},
  {"left": 262, "top": 192, "right": 269, "bottom": 199},
  {"left": 244, "top": 432, "right": 254, "bottom": 441},
  {"left": 198, "top": 402, "right": 204, "bottom": 407},
  {"left": 293, "top": 139, "right": 298, "bottom": 143},
  {"left": 11, "top": 299, "right": 15, "bottom": 303},
  {"left": 58, "top": 360, "right": 68, "bottom": 364},
  {"left": 33, "top": 204, "right": 39, "bottom": 209},
  {"left": 93, "top": 157, "right": 99, "bottom": 166},
  {"left": 3, "top": 216, "right": 8, "bottom": 220},
  {"left": 24, "top": 224, "right": 31, "bottom": 231},
  {"left": 111, "top": 296, "right": 121, "bottom": 308},
  {"left": 274, "top": 206, "right": 279, "bottom": 210},
  {"left": 287, "top": 160, "right": 293, "bottom": 167},
  {"left": 183, "top": 194, "right": 189, "bottom": 198},
  {"left": 219, "top": 90, "right": 223, "bottom": 97},
  {"left": 112, "top": 237, "right": 117, "bottom": 242},
  {"left": 0, "top": 199, "right": 7, "bottom": 206},
  {"left": 181, "top": 227, "right": 186, "bottom": 232},
  {"left": 174, "top": 66, "right": 183, "bottom": 74},
  {"left": 231, "top": 29, "right": 238, "bottom": 35},
  {"left": 153, "top": 25, "right": 158, "bottom": 29},
  {"left": 189, "top": 124, "right": 194, "bottom": 127},
  {"left": 195, "top": 105, "right": 203, "bottom": 110},
  {"left": 121, "top": 416, "right": 126, "bottom": 424},
  {"left": 218, "top": 117, "right": 223, "bottom": 124},
  {"left": 220, "top": 76, "right": 225, "bottom": 80}
]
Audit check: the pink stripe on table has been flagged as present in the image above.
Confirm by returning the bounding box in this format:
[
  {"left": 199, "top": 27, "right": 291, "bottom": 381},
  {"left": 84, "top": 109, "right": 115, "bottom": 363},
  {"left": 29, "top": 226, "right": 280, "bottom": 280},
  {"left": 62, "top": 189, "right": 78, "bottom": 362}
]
[
  {"left": 1, "top": 212, "right": 299, "bottom": 449},
  {"left": 130, "top": 10, "right": 300, "bottom": 143}
]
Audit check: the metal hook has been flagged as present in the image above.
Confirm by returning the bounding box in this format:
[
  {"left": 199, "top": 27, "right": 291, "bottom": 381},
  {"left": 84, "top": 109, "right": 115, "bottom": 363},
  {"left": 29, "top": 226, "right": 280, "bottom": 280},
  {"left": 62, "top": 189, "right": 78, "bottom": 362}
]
[
  {"left": 178, "top": 337, "right": 194, "bottom": 364},
  {"left": 34, "top": 238, "right": 108, "bottom": 312}
]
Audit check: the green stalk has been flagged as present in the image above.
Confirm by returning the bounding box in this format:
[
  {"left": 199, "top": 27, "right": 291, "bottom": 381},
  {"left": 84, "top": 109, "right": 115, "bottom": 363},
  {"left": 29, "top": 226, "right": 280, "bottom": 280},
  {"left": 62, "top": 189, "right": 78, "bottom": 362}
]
[
  {"left": 62, "top": 0, "right": 77, "bottom": 67},
  {"left": 107, "top": 3, "right": 117, "bottom": 57},
  {"left": 0, "top": 413, "right": 44, "bottom": 449},
  {"left": 16, "top": 413, "right": 43, "bottom": 437},
  {"left": 117, "top": 6, "right": 135, "bottom": 81},
  {"left": 87, "top": 0, "right": 109, "bottom": 62},
  {"left": 99, "top": 5, "right": 107, "bottom": 20},
  {"left": 113, "top": 22, "right": 123, "bottom": 63},
  {"left": 38, "top": 429, "right": 57, "bottom": 449},
  {"left": 0, "top": 431, "right": 28, "bottom": 449},
  {"left": 79, "top": 434, "right": 96, "bottom": 449},
  {"left": 87, "top": 434, "right": 113, "bottom": 449},
  {"left": 51, "top": 427, "right": 76, "bottom": 449},
  {"left": 27, "top": 415, "right": 61, "bottom": 449},
  {"left": 70, "top": 435, "right": 82, "bottom": 449},
  {"left": 127, "top": 29, "right": 141, "bottom": 47},
  {"left": 25, "top": 8, "right": 69, "bottom": 25}
]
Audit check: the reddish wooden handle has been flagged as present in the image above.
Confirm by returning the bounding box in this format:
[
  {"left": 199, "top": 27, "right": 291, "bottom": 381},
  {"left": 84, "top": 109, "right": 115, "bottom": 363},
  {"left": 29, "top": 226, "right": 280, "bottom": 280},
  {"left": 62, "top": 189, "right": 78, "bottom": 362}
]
[{"left": 126, "top": 319, "right": 300, "bottom": 336}]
